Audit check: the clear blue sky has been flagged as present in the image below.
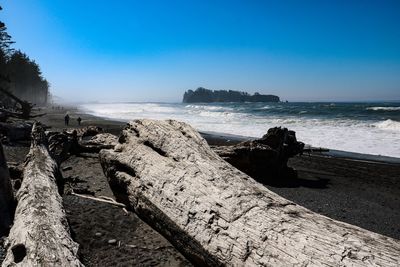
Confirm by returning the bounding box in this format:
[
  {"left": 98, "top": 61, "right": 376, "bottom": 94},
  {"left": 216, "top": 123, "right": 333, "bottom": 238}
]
[{"left": 2, "top": 0, "right": 400, "bottom": 102}]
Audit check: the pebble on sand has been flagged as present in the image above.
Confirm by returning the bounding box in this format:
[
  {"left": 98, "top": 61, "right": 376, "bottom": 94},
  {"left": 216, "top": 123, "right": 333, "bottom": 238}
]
[{"left": 108, "top": 239, "right": 117, "bottom": 245}]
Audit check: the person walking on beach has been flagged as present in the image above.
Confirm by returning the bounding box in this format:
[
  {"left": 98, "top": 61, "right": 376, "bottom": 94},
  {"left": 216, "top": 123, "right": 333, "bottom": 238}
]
[
  {"left": 64, "top": 114, "right": 70, "bottom": 126},
  {"left": 77, "top": 117, "right": 82, "bottom": 126}
]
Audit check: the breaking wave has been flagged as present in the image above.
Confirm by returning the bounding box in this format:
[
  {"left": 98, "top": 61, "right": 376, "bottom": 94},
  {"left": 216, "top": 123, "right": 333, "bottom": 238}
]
[
  {"left": 367, "top": 107, "right": 400, "bottom": 111},
  {"left": 373, "top": 119, "right": 400, "bottom": 131},
  {"left": 80, "top": 102, "right": 400, "bottom": 158}
]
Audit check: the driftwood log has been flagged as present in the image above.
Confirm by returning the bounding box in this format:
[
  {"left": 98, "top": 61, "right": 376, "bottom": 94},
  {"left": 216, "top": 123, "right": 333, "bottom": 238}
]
[
  {"left": 65, "top": 126, "right": 103, "bottom": 139},
  {"left": 100, "top": 119, "right": 400, "bottom": 266},
  {"left": 47, "top": 129, "right": 116, "bottom": 163},
  {"left": 2, "top": 123, "right": 83, "bottom": 266},
  {"left": 79, "top": 133, "right": 118, "bottom": 152},
  {"left": 213, "top": 127, "right": 304, "bottom": 181},
  {"left": 0, "top": 142, "right": 14, "bottom": 236}
]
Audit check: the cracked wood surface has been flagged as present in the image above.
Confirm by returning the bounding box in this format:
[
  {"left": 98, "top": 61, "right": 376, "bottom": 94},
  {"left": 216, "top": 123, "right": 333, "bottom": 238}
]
[
  {"left": 100, "top": 119, "right": 400, "bottom": 266},
  {"left": 2, "top": 123, "right": 83, "bottom": 267}
]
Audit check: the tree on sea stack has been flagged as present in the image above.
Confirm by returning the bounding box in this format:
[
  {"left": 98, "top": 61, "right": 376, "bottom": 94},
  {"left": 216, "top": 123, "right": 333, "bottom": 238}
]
[{"left": 100, "top": 119, "right": 400, "bottom": 266}]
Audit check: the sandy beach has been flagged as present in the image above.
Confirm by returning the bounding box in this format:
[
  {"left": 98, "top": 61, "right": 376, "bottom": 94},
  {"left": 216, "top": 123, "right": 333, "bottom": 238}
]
[{"left": 1, "top": 106, "right": 399, "bottom": 266}]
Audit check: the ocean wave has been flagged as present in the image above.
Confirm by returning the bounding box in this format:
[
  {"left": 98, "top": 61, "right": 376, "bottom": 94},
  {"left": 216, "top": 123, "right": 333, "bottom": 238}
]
[
  {"left": 185, "top": 105, "right": 232, "bottom": 111},
  {"left": 373, "top": 119, "right": 400, "bottom": 131},
  {"left": 198, "top": 111, "right": 239, "bottom": 119},
  {"left": 79, "top": 102, "right": 400, "bottom": 157},
  {"left": 259, "top": 105, "right": 271, "bottom": 110},
  {"left": 366, "top": 107, "right": 400, "bottom": 111}
]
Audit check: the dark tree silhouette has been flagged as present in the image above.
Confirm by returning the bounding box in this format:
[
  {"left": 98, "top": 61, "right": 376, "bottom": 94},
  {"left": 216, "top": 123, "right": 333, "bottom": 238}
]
[
  {"left": 0, "top": 6, "right": 50, "bottom": 106},
  {"left": 0, "top": 7, "right": 14, "bottom": 57}
]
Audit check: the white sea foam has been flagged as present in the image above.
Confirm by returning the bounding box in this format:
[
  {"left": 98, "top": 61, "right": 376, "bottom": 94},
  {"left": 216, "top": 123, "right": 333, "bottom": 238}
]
[
  {"left": 185, "top": 105, "right": 232, "bottom": 111},
  {"left": 259, "top": 105, "right": 271, "bottom": 110},
  {"left": 80, "top": 103, "right": 400, "bottom": 158},
  {"left": 373, "top": 119, "right": 400, "bottom": 131},
  {"left": 367, "top": 107, "right": 400, "bottom": 111}
]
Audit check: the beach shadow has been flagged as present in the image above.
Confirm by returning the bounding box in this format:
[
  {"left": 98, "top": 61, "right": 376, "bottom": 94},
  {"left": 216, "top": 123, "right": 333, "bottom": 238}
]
[
  {"left": 76, "top": 153, "right": 98, "bottom": 159},
  {"left": 255, "top": 175, "right": 330, "bottom": 189},
  {"left": 269, "top": 177, "right": 330, "bottom": 189}
]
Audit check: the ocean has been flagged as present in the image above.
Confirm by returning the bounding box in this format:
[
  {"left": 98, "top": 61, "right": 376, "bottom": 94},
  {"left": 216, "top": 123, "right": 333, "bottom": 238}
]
[{"left": 80, "top": 102, "right": 400, "bottom": 158}]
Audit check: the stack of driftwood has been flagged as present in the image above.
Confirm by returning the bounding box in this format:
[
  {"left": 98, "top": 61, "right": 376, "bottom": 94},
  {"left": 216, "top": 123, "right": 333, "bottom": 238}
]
[
  {"left": 1, "top": 119, "right": 400, "bottom": 266},
  {"left": 0, "top": 87, "right": 46, "bottom": 144}
]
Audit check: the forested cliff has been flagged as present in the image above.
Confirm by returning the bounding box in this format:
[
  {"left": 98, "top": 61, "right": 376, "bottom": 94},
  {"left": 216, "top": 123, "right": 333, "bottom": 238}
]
[{"left": 0, "top": 6, "right": 49, "bottom": 105}]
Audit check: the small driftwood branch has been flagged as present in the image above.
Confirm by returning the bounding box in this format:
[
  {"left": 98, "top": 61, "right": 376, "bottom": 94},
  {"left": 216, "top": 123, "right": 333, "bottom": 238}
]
[{"left": 70, "top": 191, "right": 126, "bottom": 208}]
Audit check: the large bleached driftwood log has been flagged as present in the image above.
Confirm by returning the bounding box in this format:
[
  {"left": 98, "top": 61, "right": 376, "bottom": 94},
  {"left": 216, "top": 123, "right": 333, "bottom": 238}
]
[
  {"left": 100, "top": 119, "right": 400, "bottom": 266},
  {"left": 0, "top": 142, "right": 14, "bottom": 236},
  {"left": 2, "top": 123, "right": 83, "bottom": 267}
]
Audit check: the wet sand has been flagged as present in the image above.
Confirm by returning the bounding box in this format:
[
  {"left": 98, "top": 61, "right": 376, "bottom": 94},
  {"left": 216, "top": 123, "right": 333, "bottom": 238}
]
[{"left": 1, "top": 106, "right": 399, "bottom": 266}]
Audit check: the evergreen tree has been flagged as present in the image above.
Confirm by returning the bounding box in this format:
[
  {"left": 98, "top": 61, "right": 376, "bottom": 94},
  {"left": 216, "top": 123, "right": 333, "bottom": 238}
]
[{"left": 0, "top": 6, "right": 49, "bottom": 105}]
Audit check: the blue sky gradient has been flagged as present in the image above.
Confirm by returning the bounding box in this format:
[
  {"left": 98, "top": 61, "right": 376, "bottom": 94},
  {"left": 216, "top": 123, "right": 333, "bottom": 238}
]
[{"left": 2, "top": 0, "right": 400, "bottom": 102}]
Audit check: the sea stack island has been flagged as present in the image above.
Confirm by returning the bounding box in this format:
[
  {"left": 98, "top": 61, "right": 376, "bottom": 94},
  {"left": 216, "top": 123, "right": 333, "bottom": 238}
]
[{"left": 183, "top": 87, "right": 280, "bottom": 103}]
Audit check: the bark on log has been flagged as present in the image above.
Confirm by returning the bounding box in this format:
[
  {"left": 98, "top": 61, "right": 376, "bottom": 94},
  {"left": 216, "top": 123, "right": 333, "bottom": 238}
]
[
  {"left": 2, "top": 123, "right": 83, "bottom": 267},
  {"left": 0, "top": 142, "right": 14, "bottom": 236},
  {"left": 100, "top": 119, "right": 400, "bottom": 267}
]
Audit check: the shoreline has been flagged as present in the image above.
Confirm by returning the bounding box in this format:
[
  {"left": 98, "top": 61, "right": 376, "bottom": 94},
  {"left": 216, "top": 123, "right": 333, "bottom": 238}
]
[{"left": 77, "top": 105, "right": 400, "bottom": 164}]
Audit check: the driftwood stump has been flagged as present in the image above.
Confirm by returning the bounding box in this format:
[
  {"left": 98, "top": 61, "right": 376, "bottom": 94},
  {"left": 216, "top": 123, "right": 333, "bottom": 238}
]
[
  {"left": 2, "top": 123, "right": 83, "bottom": 267},
  {"left": 100, "top": 119, "right": 400, "bottom": 266},
  {"left": 213, "top": 127, "right": 304, "bottom": 181},
  {"left": 0, "top": 143, "right": 14, "bottom": 236}
]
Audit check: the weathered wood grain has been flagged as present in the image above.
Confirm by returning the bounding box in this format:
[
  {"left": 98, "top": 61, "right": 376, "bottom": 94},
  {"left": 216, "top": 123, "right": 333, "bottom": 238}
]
[
  {"left": 100, "top": 119, "right": 400, "bottom": 266},
  {"left": 2, "top": 123, "right": 83, "bottom": 267}
]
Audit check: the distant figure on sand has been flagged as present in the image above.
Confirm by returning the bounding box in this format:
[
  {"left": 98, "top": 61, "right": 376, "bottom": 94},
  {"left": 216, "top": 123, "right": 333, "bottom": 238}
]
[
  {"left": 77, "top": 117, "right": 82, "bottom": 126},
  {"left": 64, "top": 114, "right": 70, "bottom": 126}
]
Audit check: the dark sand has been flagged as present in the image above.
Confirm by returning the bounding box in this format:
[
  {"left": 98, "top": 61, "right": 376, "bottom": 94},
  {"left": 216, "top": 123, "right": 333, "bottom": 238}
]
[{"left": 1, "top": 106, "right": 400, "bottom": 266}]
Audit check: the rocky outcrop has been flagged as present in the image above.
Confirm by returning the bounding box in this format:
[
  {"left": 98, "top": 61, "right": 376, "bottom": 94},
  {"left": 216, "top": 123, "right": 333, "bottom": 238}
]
[
  {"left": 2, "top": 123, "right": 83, "bottom": 267},
  {"left": 99, "top": 119, "right": 400, "bottom": 266},
  {"left": 183, "top": 87, "right": 280, "bottom": 103}
]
